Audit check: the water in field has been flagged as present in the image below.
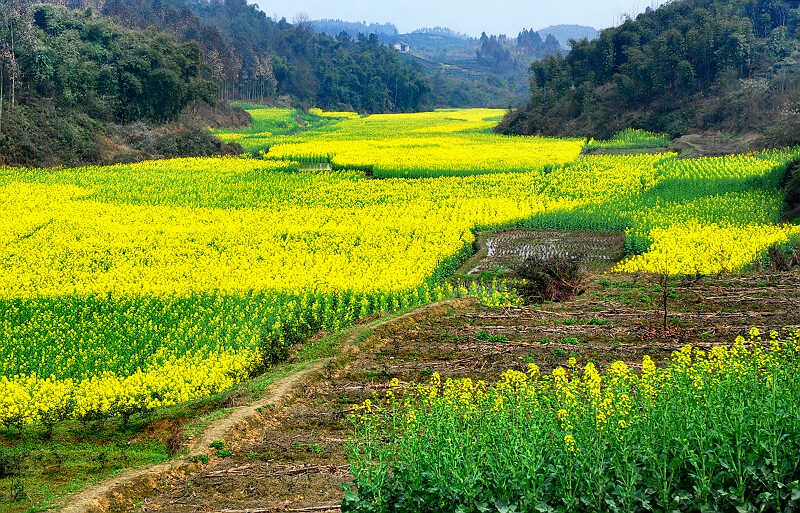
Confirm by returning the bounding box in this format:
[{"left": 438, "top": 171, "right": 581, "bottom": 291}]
[{"left": 470, "top": 230, "right": 627, "bottom": 274}]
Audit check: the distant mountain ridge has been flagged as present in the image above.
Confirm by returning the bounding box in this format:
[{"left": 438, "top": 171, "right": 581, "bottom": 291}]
[
  {"left": 537, "top": 24, "right": 600, "bottom": 49},
  {"left": 308, "top": 18, "right": 596, "bottom": 65}
]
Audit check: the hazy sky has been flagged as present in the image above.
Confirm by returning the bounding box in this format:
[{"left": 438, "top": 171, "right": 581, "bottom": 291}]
[{"left": 255, "top": 0, "right": 667, "bottom": 36}]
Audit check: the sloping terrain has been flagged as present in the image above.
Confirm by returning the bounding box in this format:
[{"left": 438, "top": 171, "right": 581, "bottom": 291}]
[
  {"left": 128, "top": 268, "right": 800, "bottom": 513},
  {"left": 56, "top": 230, "right": 800, "bottom": 513}
]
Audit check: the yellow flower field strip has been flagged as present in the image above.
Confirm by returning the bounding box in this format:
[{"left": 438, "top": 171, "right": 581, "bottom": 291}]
[
  {"left": 266, "top": 134, "right": 586, "bottom": 177},
  {"left": 0, "top": 347, "right": 260, "bottom": 427},
  {"left": 614, "top": 222, "right": 800, "bottom": 274},
  {"left": 308, "top": 108, "right": 362, "bottom": 119},
  {"left": 0, "top": 279, "right": 521, "bottom": 427},
  {"left": 586, "top": 128, "right": 671, "bottom": 150}
]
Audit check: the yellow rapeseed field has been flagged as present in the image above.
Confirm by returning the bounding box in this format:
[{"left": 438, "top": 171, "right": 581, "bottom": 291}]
[{"left": 1, "top": 107, "right": 798, "bottom": 428}]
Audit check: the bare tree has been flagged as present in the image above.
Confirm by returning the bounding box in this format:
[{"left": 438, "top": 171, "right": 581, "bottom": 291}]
[
  {"left": 206, "top": 49, "right": 225, "bottom": 101},
  {"left": 254, "top": 54, "right": 276, "bottom": 102},
  {"left": 0, "top": 45, "right": 4, "bottom": 134},
  {"left": 2, "top": 0, "right": 35, "bottom": 110},
  {"left": 292, "top": 13, "right": 310, "bottom": 27}
]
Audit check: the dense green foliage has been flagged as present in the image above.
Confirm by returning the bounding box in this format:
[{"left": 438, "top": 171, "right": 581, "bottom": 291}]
[
  {"left": 99, "top": 0, "right": 431, "bottom": 112},
  {"left": 4, "top": 4, "right": 215, "bottom": 124},
  {"left": 0, "top": 2, "right": 244, "bottom": 166},
  {"left": 499, "top": 0, "right": 800, "bottom": 141},
  {"left": 345, "top": 332, "right": 800, "bottom": 513}
]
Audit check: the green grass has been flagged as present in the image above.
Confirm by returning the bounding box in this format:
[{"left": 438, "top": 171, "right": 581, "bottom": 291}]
[
  {"left": 585, "top": 129, "right": 672, "bottom": 151},
  {"left": 1, "top": 422, "right": 168, "bottom": 513},
  {"left": 212, "top": 106, "right": 336, "bottom": 152}
]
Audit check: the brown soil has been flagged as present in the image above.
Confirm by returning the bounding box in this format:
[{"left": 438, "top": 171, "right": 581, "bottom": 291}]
[
  {"left": 669, "top": 132, "right": 764, "bottom": 158},
  {"left": 106, "top": 271, "right": 799, "bottom": 513}
]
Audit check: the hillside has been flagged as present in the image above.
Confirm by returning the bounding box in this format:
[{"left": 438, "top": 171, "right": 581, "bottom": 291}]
[
  {"left": 104, "top": 0, "right": 548, "bottom": 110},
  {"left": 100, "top": 0, "right": 431, "bottom": 113},
  {"left": 497, "top": 0, "right": 800, "bottom": 146},
  {"left": 309, "top": 20, "right": 577, "bottom": 108},
  {"left": 310, "top": 20, "right": 568, "bottom": 68},
  {"left": 0, "top": 3, "right": 247, "bottom": 167}
]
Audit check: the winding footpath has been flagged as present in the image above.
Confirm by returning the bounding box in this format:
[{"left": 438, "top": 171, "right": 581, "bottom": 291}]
[{"left": 60, "top": 298, "right": 468, "bottom": 513}]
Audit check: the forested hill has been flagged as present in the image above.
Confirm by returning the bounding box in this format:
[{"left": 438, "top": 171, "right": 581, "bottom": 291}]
[
  {"left": 99, "top": 0, "right": 431, "bottom": 113},
  {"left": 308, "top": 20, "right": 588, "bottom": 108},
  {"left": 497, "top": 0, "right": 800, "bottom": 147},
  {"left": 0, "top": 0, "right": 437, "bottom": 166},
  {"left": 0, "top": 2, "right": 251, "bottom": 167}
]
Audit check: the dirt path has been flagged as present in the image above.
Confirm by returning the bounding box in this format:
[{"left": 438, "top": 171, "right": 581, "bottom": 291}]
[
  {"left": 58, "top": 299, "right": 468, "bottom": 513},
  {"left": 58, "top": 360, "right": 328, "bottom": 513},
  {"left": 130, "top": 270, "right": 799, "bottom": 513}
]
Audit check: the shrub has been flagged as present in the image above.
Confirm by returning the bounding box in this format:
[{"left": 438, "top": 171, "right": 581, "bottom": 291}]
[
  {"left": 784, "top": 159, "right": 800, "bottom": 222},
  {"left": 155, "top": 125, "right": 243, "bottom": 158},
  {"left": 768, "top": 244, "right": 792, "bottom": 271},
  {"left": 0, "top": 448, "right": 21, "bottom": 479},
  {"left": 514, "top": 253, "right": 589, "bottom": 303},
  {"left": 165, "top": 424, "right": 185, "bottom": 457}
]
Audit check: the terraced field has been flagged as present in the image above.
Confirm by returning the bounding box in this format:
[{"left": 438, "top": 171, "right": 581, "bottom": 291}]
[{"left": 1, "top": 107, "right": 799, "bottom": 513}]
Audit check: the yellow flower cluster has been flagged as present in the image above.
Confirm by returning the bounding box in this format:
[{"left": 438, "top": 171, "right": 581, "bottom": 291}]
[
  {"left": 615, "top": 222, "right": 800, "bottom": 274},
  {"left": 2, "top": 108, "right": 798, "bottom": 426},
  {"left": 308, "top": 108, "right": 362, "bottom": 119},
  {"left": 0, "top": 348, "right": 260, "bottom": 428},
  {"left": 370, "top": 328, "right": 800, "bottom": 455}
]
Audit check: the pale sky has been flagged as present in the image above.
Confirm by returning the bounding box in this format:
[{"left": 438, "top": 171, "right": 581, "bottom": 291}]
[{"left": 255, "top": 0, "right": 668, "bottom": 36}]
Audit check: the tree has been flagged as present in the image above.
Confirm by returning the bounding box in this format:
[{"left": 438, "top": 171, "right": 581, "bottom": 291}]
[{"left": 498, "top": 0, "right": 800, "bottom": 139}]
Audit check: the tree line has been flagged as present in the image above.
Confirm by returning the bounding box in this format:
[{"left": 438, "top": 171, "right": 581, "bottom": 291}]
[
  {"left": 498, "top": 0, "right": 800, "bottom": 142},
  {"left": 0, "top": 1, "right": 248, "bottom": 166},
  {"left": 97, "top": 0, "right": 431, "bottom": 113}
]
